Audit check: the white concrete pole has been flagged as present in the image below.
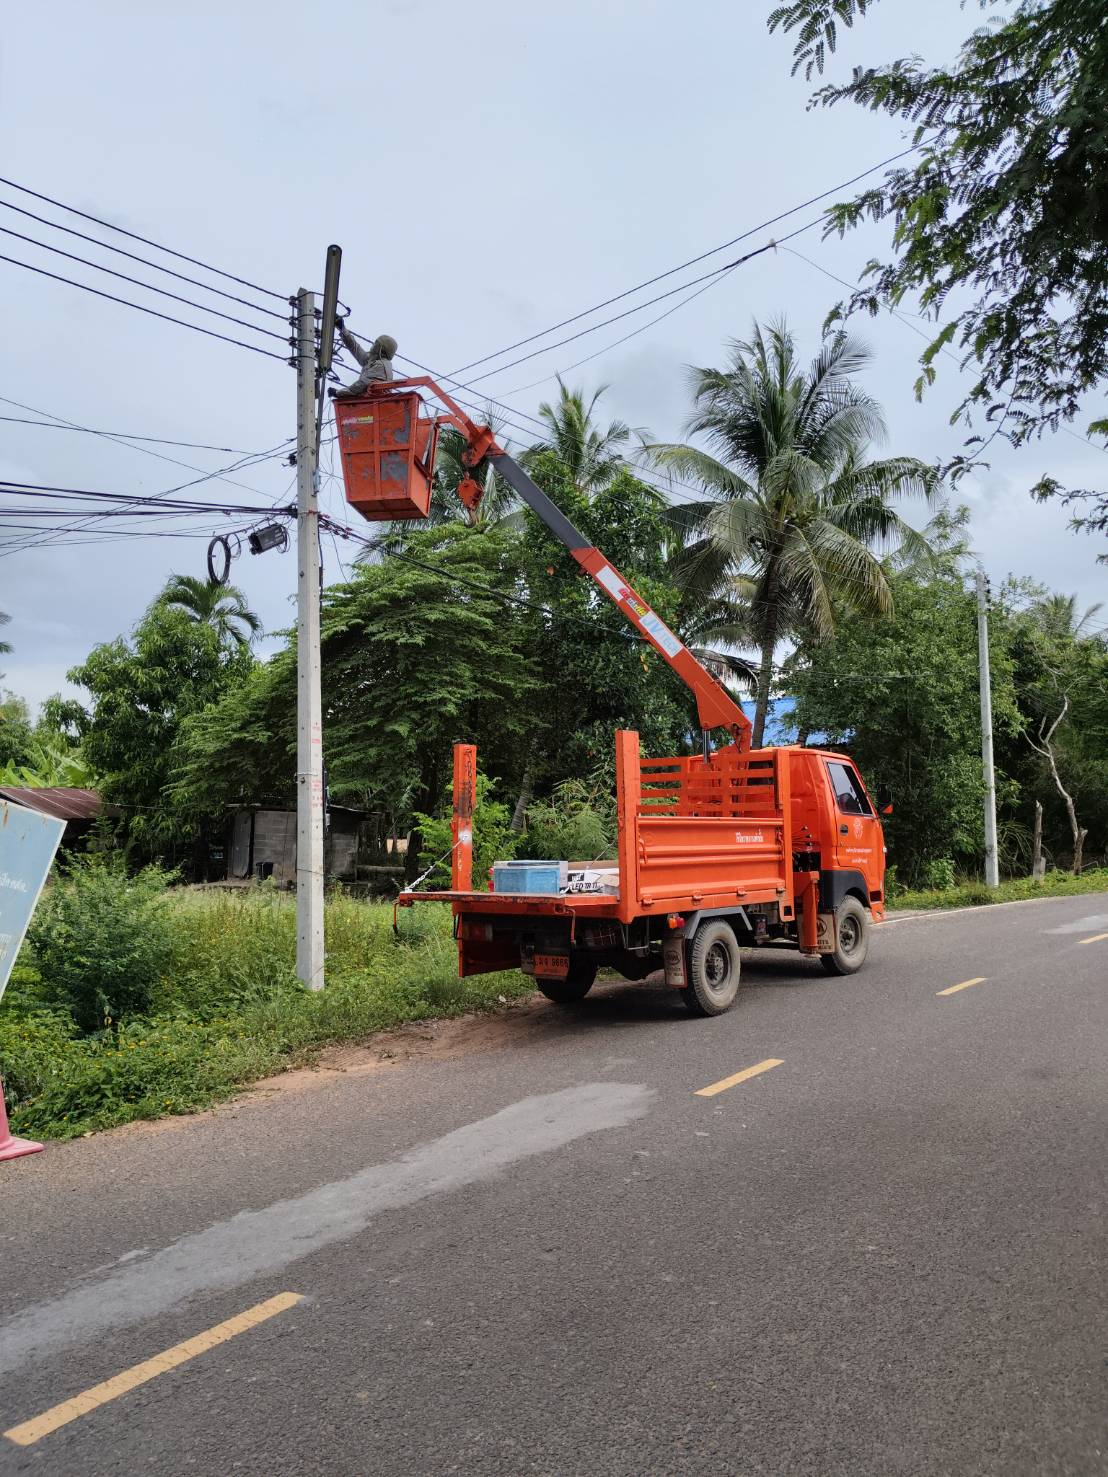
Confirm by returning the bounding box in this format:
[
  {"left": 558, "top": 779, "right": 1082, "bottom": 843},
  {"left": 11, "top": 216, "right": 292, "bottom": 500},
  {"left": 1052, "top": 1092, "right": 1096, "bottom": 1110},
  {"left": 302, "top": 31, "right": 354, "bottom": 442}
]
[
  {"left": 295, "top": 287, "right": 325, "bottom": 987},
  {"left": 976, "top": 567, "right": 1000, "bottom": 888}
]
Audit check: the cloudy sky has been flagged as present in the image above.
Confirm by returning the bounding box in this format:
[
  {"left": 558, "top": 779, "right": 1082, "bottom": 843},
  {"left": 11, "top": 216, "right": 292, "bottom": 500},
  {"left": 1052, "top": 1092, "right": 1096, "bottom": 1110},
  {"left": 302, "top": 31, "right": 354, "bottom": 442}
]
[{"left": 3, "top": 0, "right": 1105, "bottom": 710}]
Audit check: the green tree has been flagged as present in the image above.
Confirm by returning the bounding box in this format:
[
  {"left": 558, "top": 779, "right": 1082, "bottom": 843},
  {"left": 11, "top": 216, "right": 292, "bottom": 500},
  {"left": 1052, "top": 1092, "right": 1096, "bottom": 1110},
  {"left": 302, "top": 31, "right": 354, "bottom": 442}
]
[
  {"left": 158, "top": 574, "right": 261, "bottom": 648},
  {"left": 0, "top": 691, "right": 36, "bottom": 772},
  {"left": 0, "top": 609, "right": 11, "bottom": 664},
  {"left": 785, "top": 562, "right": 1021, "bottom": 883},
  {"left": 28, "top": 856, "right": 173, "bottom": 1033},
  {"left": 69, "top": 604, "right": 253, "bottom": 866},
  {"left": 1001, "top": 585, "right": 1108, "bottom": 871},
  {"left": 650, "top": 321, "right": 936, "bottom": 745},
  {"left": 175, "top": 525, "right": 537, "bottom": 875},
  {"left": 170, "top": 654, "right": 294, "bottom": 819},
  {"left": 0, "top": 689, "right": 97, "bottom": 788},
  {"left": 767, "top": 0, "right": 1108, "bottom": 546}
]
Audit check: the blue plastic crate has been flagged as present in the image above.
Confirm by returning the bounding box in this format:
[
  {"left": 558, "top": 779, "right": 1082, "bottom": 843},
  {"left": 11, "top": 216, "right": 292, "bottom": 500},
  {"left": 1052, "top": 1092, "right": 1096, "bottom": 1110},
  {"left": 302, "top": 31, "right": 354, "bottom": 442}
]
[{"left": 491, "top": 860, "right": 568, "bottom": 895}]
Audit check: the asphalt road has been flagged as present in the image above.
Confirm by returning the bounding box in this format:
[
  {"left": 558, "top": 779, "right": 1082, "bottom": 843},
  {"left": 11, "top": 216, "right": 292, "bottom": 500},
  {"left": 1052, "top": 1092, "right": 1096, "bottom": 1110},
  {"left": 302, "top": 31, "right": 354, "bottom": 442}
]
[{"left": 2, "top": 892, "right": 1106, "bottom": 1476}]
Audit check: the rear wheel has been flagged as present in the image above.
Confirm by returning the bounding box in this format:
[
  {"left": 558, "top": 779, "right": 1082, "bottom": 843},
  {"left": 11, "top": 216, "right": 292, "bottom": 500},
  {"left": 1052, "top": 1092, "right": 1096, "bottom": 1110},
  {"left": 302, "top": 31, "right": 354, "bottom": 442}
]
[
  {"left": 537, "top": 955, "right": 597, "bottom": 1004},
  {"left": 682, "top": 920, "right": 742, "bottom": 1016},
  {"left": 820, "top": 897, "right": 870, "bottom": 975}
]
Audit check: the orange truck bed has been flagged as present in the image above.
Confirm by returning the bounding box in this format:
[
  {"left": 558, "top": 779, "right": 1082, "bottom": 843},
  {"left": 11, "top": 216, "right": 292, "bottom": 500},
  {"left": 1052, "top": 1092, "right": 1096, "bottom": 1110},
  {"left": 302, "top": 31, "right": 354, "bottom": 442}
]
[{"left": 403, "top": 731, "right": 795, "bottom": 924}]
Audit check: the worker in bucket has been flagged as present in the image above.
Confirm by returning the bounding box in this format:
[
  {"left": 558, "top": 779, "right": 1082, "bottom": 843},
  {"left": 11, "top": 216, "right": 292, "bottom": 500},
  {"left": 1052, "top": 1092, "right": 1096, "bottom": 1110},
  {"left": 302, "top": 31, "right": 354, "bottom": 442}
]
[{"left": 330, "top": 319, "right": 398, "bottom": 397}]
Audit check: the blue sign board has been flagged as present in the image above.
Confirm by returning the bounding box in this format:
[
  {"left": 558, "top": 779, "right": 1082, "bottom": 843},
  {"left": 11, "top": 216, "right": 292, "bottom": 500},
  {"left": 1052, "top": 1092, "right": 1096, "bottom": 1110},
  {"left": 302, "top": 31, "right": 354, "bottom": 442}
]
[{"left": 0, "top": 799, "right": 65, "bottom": 1003}]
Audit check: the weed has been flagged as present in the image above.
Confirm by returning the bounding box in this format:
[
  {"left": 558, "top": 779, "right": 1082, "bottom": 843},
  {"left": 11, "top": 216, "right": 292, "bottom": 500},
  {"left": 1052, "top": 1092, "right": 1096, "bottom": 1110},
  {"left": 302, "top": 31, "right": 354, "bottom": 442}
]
[
  {"left": 888, "top": 867, "right": 1108, "bottom": 912},
  {"left": 1, "top": 890, "right": 529, "bottom": 1140}
]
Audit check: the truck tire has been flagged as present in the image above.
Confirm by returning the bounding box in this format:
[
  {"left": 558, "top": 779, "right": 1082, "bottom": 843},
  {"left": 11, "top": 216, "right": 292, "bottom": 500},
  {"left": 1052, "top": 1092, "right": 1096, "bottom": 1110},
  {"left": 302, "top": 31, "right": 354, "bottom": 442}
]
[
  {"left": 820, "top": 897, "right": 870, "bottom": 976},
  {"left": 683, "top": 919, "right": 742, "bottom": 1016},
  {"left": 537, "top": 955, "right": 597, "bottom": 1005}
]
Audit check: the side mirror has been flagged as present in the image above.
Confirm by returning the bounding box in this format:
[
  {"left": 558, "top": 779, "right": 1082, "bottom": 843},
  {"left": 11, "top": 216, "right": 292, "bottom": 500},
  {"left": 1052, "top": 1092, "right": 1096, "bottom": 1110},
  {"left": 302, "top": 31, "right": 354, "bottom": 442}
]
[
  {"left": 881, "top": 803, "right": 894, "bottom": 817},
  {"left": 876, "top": 785, "right": 893, "bottom": 816}
]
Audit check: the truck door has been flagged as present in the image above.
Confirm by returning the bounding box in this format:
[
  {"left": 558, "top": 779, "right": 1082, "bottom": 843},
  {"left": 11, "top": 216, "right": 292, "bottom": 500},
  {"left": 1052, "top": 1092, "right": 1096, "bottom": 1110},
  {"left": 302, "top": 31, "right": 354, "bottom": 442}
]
[{"left": 824, "top": 759, "right": 884, "bottom": 903}]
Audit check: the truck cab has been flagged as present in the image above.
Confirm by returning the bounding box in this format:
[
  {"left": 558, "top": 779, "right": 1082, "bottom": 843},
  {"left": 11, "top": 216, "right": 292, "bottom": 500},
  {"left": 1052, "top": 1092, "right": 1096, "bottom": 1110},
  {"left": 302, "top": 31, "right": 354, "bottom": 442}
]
[{"left": 788, "top": 748, "right": 885, "bottom": 923}]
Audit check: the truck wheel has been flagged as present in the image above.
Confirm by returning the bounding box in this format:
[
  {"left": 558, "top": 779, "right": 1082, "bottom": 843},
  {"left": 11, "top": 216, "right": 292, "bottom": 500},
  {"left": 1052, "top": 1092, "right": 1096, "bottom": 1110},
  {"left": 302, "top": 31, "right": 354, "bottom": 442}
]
[
  {"left": 820, "top": 898, "right": 870, "bottom": 976},
  {"left": 537, "top": 956, "right": 597, "bottom": 1005},
  {"left": 683, "top": 920, "right": 742, "bottom": 1016}
]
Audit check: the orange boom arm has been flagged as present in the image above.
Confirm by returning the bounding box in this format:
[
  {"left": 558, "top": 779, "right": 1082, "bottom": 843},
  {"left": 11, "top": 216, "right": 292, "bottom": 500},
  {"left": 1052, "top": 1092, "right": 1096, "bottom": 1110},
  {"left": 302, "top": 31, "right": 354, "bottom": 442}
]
[{"left": 352, "top": 377, "right": 753, "bottom": 748}]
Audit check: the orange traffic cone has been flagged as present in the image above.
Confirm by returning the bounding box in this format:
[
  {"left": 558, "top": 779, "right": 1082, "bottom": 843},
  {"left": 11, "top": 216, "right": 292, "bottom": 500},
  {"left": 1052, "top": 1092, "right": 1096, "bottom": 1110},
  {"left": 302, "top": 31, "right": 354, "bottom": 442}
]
[{"left": 0, "top": 1075, "right": 42, "bottom": 1161}]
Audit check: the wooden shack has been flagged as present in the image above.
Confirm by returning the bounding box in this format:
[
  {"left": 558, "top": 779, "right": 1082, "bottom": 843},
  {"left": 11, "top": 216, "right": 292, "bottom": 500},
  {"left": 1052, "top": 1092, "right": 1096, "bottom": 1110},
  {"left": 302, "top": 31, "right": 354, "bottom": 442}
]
[{"left": 225, "top": 805, "right": 365, "bottom": 886}]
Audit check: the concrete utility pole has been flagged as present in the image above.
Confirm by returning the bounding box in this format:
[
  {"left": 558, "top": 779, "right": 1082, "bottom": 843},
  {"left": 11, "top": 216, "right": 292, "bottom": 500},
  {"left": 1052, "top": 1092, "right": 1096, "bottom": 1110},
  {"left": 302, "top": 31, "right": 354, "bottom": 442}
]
[
  {"left": 294, "top": 287, "right": 325, "bottom": 988},
  {"left": 975, "top": 567, "right": 1000, "bottom": 889}
]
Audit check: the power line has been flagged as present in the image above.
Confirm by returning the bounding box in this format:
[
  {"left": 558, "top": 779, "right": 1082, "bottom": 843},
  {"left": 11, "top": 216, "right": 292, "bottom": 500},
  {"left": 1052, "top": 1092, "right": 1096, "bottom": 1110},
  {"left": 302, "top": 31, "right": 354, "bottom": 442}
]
[
  {"left": 0, "top": 450, "right": 292, "bottom": 557},
  {"left": 0, "top": 196, "right": 287, "bottom": 321},
  {"left": 463, "top": 223, "right": 823, "bottom": 387},
  {"left": 0, "top": 393, "right": 293, "bottom": 496},
  {"left": 0, "top": 223, "right": 288, "bottom": 341},
  {"left": 0, "top": 173, "right": 285, "bottom": 301},
  {"left": 0, "top": 522, "right": 246, "bottom": 548},
  {"left": 0, "top": 412, "right": 270, "bottom": 454},
  {"left": 446, "top": 143, "right": 924, "bottom": 380},
  {"left": 0, "top": 252, "right": 288, "bottom": 360},
  {"left": 0, "top": 481, "right": 284, "bottom": 514},
  {"left": 497, "top": 256, "right": 749, "bottom": 398}
]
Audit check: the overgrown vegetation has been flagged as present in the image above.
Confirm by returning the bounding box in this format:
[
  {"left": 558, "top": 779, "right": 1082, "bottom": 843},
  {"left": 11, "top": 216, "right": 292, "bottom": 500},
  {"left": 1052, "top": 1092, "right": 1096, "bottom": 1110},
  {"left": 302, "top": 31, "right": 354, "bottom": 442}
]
[
  {"left": 27, "top": 858, "right": 174, "bottom": 1031},
  {"left": 1, "top": 879, "right": 530, "bottom": 1141},
  {"left": 887, "top": 867, "right": 1108, "bottom": 913}
]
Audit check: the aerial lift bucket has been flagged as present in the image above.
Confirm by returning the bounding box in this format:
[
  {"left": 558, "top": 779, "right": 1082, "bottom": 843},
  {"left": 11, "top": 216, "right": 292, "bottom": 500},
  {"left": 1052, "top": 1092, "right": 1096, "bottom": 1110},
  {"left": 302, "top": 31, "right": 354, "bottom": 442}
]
[{"left": 334, "top": 387, "right": 439, "bottom": 521}]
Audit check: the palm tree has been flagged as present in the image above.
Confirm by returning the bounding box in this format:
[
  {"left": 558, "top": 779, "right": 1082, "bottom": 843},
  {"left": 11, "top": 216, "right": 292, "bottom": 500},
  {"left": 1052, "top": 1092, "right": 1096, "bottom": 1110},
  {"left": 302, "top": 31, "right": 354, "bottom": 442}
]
[
  {"left": 430, "top": 423, "right": 520, "bottom": 529},
  {"left": 0, "top": 609, "right": 11, "bottom": 659},
  {"left": 650, "top": 320, "right": 937, "bottom": 745},
  {"left": 158, "top": 574, "right": 261, "bottom": 649},
  {"left": 524, "top": 377, "right": 638, "bottom": 494},
  {"left": 1031, "top": 591, "right": 1104, "bottom": 642}
]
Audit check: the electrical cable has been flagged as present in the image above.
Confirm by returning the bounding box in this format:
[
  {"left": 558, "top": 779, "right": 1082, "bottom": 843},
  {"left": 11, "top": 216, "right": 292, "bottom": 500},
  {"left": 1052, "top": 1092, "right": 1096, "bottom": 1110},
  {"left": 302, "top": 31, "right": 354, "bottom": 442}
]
[
  {"left": 0, "top": 173, "right": 286, "bottom": 301},
  {"left": 446, "top": 144, "right": 924, "bottom": 379},
  {"left": 452, "top": 223, "right": 824, "bottom": 388},
  {"left": 0, "top": 412, "right": 271, "bottom": 454},
  {"left": 0, "top": 482, "right": 285, "bottom": 513},
  {"left": 0, "top": 393, "right": 293, "bottom": 498},
  {"left": 0, "top": 224, "right": 287, "bottom": 341},
  {"left": 0, "top": 252, "right": 288, "bottom": 360},
  {"left": 0, "top": 197, "right": 287, "bottom": 320},
  {"left": 496, "top": 255, "right": 750, "bottom": 399},
  {"left": 0, "top": 463, "right": 293, "bottom": 558}
]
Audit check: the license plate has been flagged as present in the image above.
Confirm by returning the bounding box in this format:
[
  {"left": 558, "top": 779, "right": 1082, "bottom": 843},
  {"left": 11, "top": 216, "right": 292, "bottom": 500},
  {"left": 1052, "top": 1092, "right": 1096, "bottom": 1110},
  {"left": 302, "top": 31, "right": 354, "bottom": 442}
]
[{"left": 533, "top": 953, "right": 570, "bottom": 980}]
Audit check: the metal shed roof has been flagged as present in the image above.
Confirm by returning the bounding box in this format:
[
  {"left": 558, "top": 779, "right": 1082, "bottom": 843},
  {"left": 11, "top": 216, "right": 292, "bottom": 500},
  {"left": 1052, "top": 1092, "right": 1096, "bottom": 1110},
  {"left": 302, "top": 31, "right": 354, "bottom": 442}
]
[{"left": 0, "top": 787, "right": 103, "bottom": 821}]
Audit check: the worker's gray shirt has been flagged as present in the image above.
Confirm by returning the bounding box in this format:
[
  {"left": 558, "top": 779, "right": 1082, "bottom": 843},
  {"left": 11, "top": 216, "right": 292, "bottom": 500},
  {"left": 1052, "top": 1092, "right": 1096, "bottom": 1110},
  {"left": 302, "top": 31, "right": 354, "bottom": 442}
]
[{"left": 338, "top": 326, "right": 394, "bottom": 390}]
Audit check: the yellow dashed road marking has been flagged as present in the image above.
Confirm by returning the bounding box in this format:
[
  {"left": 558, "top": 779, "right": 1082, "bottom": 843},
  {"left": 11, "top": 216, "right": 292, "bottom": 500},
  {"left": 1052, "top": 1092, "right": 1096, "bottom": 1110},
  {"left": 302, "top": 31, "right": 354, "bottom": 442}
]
[
  {"left": 4, "top": 1292, "right": 303, "bottom": 1446},
  {"left": 1078, "top": 932, "right": 1108, "bottom": 946},
  {"left": 695, "top": 1058, "right": 783, "bottom": 1097},
  {"left": 937, "top": 976, "right": 987, "bottom": 997}
]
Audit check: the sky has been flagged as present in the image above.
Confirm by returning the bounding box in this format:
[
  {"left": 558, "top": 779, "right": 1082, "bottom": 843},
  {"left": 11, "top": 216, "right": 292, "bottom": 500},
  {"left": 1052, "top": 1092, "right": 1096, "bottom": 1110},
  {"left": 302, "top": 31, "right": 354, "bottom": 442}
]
[{"left": 2, "top": 0, "right": 1105, "bottom": 712}]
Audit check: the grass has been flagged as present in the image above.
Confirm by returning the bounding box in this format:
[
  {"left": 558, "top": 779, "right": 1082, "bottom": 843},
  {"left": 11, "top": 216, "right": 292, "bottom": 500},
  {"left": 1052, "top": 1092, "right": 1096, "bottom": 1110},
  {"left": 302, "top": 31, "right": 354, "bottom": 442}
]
[
  {"left": 1, "top": 888, "right": 532, "bottom": 1142},
  {"left": 8, "top": 866, "right": 1107, "bottom": 1142},
  {"left": 887, "top": 866, "right": 1108, "bottom": 913}
]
